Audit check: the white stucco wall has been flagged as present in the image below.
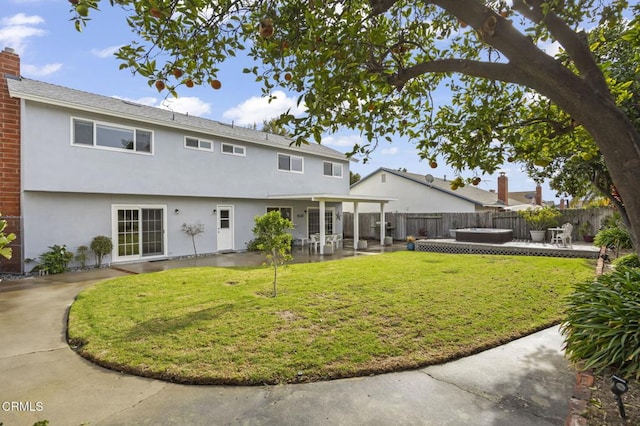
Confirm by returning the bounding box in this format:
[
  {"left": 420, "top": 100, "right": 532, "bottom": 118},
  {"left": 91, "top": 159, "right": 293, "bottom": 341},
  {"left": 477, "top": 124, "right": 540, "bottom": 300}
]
[
  {"left": 20, "top": 101, "right": 350, "bottom": 198},
  {"left": 22, "top": 191, "right": 342, "bottom": 271}
]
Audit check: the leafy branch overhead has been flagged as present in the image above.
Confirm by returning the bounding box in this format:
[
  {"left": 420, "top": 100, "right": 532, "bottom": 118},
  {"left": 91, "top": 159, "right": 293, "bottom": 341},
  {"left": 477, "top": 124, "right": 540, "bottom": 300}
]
[{"left": 68, "top": 0, "right": 640, "bottom": 254}]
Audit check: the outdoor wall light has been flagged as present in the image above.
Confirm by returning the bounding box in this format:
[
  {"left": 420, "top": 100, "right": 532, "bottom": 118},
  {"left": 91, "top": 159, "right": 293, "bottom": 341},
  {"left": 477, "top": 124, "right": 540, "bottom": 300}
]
[
  {"left": 212, "top": 209, "right": 217, "bottom": 214},
  {"left": 611, "top": 375, "right": 629, "bottom": 419},
  {"left": 174, "top": 208, "right": 180, "bottom": 214}
]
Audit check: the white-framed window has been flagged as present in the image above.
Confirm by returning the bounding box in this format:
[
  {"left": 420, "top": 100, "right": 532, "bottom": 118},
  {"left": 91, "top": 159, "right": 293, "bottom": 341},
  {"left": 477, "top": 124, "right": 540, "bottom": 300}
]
[
  {"left": 277, "top": 153, "right": 303, "bottom": 173},
  {"left": 381, "top": 173, "right": 386, "bottom": 183},
  {"left": 185, "top": 136, "right": 213, "bottom": 151},
  {"left": 221, "top": 143, "right": 246, "bottom": 156},
  {"left": 72, "top": 118, "right": 153, "bottom": 154},
  {"left": 266, "top": 206, "right": 293, "bottom": 221},
  {"left": 323, "top": 161, "right": 343, "bottom": 178}
]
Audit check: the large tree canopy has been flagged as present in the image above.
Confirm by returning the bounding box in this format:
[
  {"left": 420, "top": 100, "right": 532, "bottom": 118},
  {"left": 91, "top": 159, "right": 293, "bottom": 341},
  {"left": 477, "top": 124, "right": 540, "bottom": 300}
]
[{"left": 70, "top": 0, "right": 640, "bottom": 253}]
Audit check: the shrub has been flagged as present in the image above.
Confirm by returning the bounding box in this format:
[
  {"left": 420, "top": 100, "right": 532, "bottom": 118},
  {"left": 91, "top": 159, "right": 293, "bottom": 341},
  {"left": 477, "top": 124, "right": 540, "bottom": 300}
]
[
  {"left": 594, "top": 223, "right": 632, "bottom": 257},
  {"left": 614, "top": 253, "right": 640, "bottom": 269},
  {"left": 90, "top": 235, "right": 113, "bottom": 268},
  {"left": 39, "top": 245, "right": 74, "bottom": 274},
  {"left": 561, "top": 267, "right": 640, "bottom": 380},
  {"left": 75, "top": 245, "right": 89, "bottom": 269},
  {"left": 518, "top": 206, "right": 561, "bottom": 230},
  {"left": 0, "top": 213, "right": 16, "bottom": 260}
]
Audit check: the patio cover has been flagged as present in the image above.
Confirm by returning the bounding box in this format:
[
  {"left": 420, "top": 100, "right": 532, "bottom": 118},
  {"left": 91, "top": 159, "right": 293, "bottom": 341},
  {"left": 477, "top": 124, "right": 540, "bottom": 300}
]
[{"left": 267, "top": 193, "right": 396, "bottom": 255}]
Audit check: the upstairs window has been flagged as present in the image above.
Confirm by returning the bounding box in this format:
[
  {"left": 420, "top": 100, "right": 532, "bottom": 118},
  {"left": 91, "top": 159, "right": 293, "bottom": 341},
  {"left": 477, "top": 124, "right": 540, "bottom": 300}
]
[
  {"left": 323, "top": 161, "right": 343, "bottom": 178},
  {"left": 185, "top": 137, "right": 213, "bottom": 151},
  {"left": 221, "top": 143, "right": 246, "bottom": 156},
  {"left": 72, "top": 118, "right": 152, "bottom": 154},
  {"left": 277, "top": 153, "right": 303, "bottom": 173}
]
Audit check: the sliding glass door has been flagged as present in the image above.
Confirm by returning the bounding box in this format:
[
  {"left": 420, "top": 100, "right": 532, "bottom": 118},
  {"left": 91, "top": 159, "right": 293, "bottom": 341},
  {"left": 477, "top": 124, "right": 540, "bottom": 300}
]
[{"left": 113, "top": 205, "right": 166, "bottom": 261}]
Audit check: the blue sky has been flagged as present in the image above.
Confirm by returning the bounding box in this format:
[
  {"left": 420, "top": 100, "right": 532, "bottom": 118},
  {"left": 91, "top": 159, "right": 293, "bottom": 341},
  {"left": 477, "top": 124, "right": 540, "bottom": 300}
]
[{"left": 1, "top": 0, "right": 558, "bottom": 202}]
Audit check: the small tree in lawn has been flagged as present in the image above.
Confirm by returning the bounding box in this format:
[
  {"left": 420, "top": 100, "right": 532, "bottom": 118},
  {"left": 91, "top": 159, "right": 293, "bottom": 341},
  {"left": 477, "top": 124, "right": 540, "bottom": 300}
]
[
  {"left": 182, "top": 223, "right": 205, "bottom": 257},
  {"left": 252, "top": 211, "right": 293, "bottom": 297}
]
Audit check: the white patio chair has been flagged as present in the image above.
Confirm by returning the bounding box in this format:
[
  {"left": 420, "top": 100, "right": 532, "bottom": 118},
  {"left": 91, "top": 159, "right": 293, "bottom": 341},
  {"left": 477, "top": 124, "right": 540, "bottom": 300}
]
[
  {"left": 327, "top": 234, "right": 342, "bottom": 250},
  {"left": 309, "top": 234, "right": 320, "bottom": 253},
  {"left": 559, "top": 223, "right": 573, "bottom": 248}
]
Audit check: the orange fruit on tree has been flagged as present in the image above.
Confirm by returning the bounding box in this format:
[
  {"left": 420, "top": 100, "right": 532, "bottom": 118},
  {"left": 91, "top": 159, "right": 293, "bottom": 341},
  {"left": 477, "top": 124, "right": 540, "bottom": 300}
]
[
  {"left": 185, "top": 79, "right": 194, "bottom": 88},
  {"left": 172, "top": 68, "right": 183, "bottom": 78},
  {"left": 150, "top": 7, "right": 163, "bottom": 19},
  {"left": 210, "top": 79, "right": 222, "bottom": 90},
  {"left": 259, "top": 18, "right": 274, "bottom": 38},
  {"left": 429, "top": 160, "right": 438, "bottom": 169},
  {"left": 284, "top": 73, "right": 292, "bottom": 81},
  {"left": 154, "top": 80, "right": 165, "bottom": 91}
]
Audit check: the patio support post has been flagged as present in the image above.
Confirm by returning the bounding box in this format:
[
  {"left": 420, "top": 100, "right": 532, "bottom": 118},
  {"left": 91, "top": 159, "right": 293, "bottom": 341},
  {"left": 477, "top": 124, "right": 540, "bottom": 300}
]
[
  {"left": 353, "top": 202, "right": 360, "bottom": 251},
  {"left": 319, "top": 200, "right": 326, "bottom": 255},
  {"left": 380, "top": 202, "right": 386, "bottom": 245}
]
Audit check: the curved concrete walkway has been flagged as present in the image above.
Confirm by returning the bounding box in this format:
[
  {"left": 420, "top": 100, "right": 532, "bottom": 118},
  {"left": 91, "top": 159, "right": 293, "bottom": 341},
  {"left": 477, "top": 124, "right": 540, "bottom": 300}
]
[{"left": 1, "top": 261, "right": 575, "bottom": 425}]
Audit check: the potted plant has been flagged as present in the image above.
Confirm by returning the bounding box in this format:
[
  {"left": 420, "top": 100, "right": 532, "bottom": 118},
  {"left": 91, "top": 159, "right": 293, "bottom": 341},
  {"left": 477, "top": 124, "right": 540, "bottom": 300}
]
[
  {"left": 518, "top": 206, "right": 561, "bottom": 242},
  {"left": 406, "top": 235, "right": 416, "bottom": 251},
  {"left": 578, "top": 221, "right": 594, "bottom": 242}
]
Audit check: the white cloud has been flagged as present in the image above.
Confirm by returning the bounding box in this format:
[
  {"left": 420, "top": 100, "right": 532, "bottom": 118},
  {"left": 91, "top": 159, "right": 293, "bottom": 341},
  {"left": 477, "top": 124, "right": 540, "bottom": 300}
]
[
  {"left": 381, "top": 147, "right": 399, "bottom": 155},
  {"left": 1, "top": 13, "right": 44, "bottom": 26},
  {"left": 113, "top": 95, "right": 212, "bottom": 117},
  {"left": 161, "top": 96, "right": 211, "bottom": 116},
  {"left": 222, "top": 90, "right": 305, "bottom": 125},
  {"left": 22, "top": 63, "right": 62, "bottom": 77},
  {"left": 323, "top": 134, "right": 363, "bottom": 148},
  {"left": 91, "top": 45, "right": 123, "bottom": 59},
  {"left": 0, "top": 13, "right": 46, "bottom": 54}
]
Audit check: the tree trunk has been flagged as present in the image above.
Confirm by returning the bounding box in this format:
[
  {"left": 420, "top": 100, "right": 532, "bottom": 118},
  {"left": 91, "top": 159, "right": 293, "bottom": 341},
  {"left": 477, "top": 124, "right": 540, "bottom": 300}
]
[
  {"left": 272, "top": 249, "right": 278, "bottom": 297},
  {"left": 514, "top": 54, "right": 640, "bottom": 257},
  {"left": 552, "top": 94, "right": 640, "bottom": 256}
]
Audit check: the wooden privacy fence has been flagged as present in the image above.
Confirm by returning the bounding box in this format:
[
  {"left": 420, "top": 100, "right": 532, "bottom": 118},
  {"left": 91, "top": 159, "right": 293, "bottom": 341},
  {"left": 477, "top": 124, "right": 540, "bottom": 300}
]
[{"left": 342, "top": 207, "right": 613, "bottom": 241}]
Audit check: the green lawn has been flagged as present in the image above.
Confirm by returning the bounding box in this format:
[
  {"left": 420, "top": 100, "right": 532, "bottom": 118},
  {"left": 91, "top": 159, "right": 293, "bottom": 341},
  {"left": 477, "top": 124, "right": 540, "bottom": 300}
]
[{"left": 68, "top": 251, "right": 595, "bottom": 385}]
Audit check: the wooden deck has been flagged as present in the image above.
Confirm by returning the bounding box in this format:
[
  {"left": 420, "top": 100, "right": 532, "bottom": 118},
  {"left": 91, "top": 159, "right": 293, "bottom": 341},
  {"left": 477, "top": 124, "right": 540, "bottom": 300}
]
[{"left": 416, "top": 238, "right": 601, "bottom": 259}]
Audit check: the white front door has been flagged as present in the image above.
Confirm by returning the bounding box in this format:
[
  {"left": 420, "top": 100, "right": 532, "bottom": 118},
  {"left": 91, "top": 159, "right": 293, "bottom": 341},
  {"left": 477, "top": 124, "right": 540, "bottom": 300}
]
[{"left": 216, "top": 205, "right": 234, "bottom": 251}]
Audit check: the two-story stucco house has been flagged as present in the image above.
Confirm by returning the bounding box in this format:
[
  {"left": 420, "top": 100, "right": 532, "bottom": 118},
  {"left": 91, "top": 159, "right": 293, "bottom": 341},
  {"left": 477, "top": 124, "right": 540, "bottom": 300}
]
[{"left": 0, "top": 48, "right": 388, "bottom": 273}]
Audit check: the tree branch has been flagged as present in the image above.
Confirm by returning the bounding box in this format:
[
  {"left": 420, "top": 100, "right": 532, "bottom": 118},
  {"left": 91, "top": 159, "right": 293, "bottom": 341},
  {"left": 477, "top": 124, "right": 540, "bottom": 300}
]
[
  {"left": 511, "top": 0, "right": 611, "bottom": 98},
  {"left": 369, "top": 0, "right": 398, "bottom": 16},
  {"left": 387, "top": 59, "right": 528, "bottom": 90}
]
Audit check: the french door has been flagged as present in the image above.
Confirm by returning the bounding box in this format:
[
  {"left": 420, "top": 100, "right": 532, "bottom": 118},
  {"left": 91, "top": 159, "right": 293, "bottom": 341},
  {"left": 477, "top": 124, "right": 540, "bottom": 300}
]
[
  {"left": 112, "top": 205, "right": 166, "bottom": 262},
  {"left": 307, "top": 207, "right": 334, "bottom": 236}
]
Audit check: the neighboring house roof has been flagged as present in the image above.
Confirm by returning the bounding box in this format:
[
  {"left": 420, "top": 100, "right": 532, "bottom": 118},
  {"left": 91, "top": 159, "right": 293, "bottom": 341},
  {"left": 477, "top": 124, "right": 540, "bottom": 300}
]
[
  {"left": 353, "top": 167, "right": 521, "bottom": 207},
  {"left": 509, "top": 191, "right": 537, "bottom": 205},
  {"left": 6, "top": 76, "right": 347, "bottom": 162}
]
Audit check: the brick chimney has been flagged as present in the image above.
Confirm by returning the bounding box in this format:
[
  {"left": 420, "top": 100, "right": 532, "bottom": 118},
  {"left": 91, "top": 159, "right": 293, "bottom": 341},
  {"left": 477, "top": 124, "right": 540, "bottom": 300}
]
[
  {"left": 1, "top": 47, "right": 22, "bottom": 272},
  {"left": 535, "top": 184, "right": 542, "bottom": 206},
  {"left": 497, "top": 172, "right": 508, "bottom": 206}
]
